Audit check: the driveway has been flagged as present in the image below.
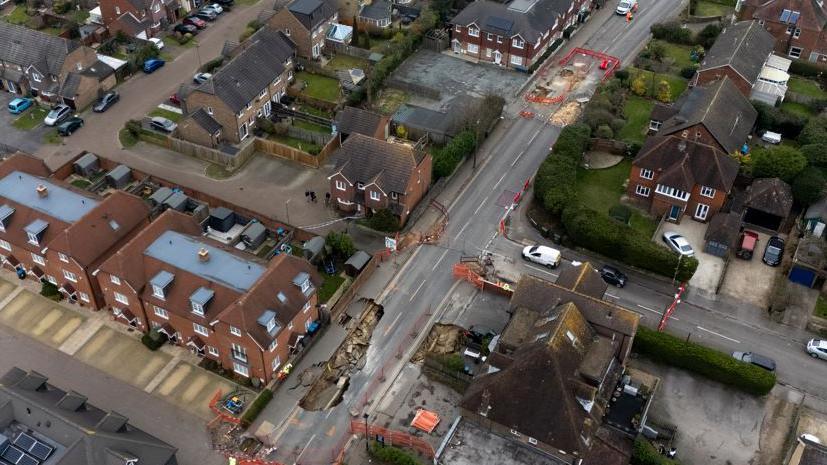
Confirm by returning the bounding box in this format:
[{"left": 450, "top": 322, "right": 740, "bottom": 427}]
[
  {"left": 720, "top": 230, "right": 782, "bottom": 308},
  {"left": 656, "top": 219, "right": 723, "bottom": 296},
  {"left": 0, "top": 93, "right": 51, "bottom": 154}
]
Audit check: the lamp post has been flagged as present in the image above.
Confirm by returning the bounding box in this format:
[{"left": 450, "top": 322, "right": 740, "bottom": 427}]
[
  {"left": 285, "top": 199, "right": 291, "bottom": 226},
  {"left": 672, "top": 252, "right": 683, "bottom": 285},
  {"left": 363, "top": 412, "right": 370, "bottom": 453},
  {"left": 473, "top": 118, "right": 481, "bottom": 169}
]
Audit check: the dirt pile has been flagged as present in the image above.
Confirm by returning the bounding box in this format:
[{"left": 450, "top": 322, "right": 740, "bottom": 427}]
[
  {"left": 550, "top": 102, "right": 582, "bottom": 126},
  {"left": 411, "top": 324, "right": 465, "bottom": 363}
]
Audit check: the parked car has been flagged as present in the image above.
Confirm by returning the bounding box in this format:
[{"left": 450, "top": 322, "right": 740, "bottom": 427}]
[
  {"left": 169, "top": 93, "right": 182, "bottom": 106},
  {"left": 599, "top": 265, "right": 627, "bottom": 288},
  {"left": 464, "top": 326, "right": 496, "bottom": 345},
  {"left": 92, "top": 91, "right": 119, "bottom": 112},
  {"left": 736, "top": 230, "right": 759, "bottom": 260},
  {"left": 148, "top": 37, "right": 165, "bottom": 50},
  {"left": 193, "top": 72, "right": 212, "bottom": 84},
  {"left": 7, "top": 97, "right": 33, "bottom": 114},
  {"left": 616, "top": 0, "right": 638, "bottom": 14},
  {"left": 662, "top": 231, "right": 694, "bottom": 257},
  {"left": 761, "top": 131, "right": 782, "bottom": 144},
  {"left": 56, "top": 116, "right": 83, "bottom": 136},
  {"left": 762, "top": 236, "right": 785, "bottom": 266},
  {"left": 43, "top": 104, "right": 72, "bottom": 126},
  {"left": 202, "top": 3, "right": 222, "bottom": 14},
  {"left": 214, "top": 0, "right": 234, "bottom": 6},
  {"left": 183, "top": 16, "right": 207, "bottom": 28},
  {"left": 193, "top": 9, "right": 217, "bottom": 20},
  {"left": 174, "top": 23, "right": 198, "bottom": 34},
  {"left": 521, "top": 245, "right": 561, "bottom": 269},
  {"left": 143, "top": 58, "right": 165, "bottom": 73},
  {"left": 150, "top": 116, "right": 177, "bottom": 133},
  {"left": 806, "top": 339, "right": 827, "bottom": 360},
  {"left": 731, "top": 351, "right": 776, "bottom": 372}
]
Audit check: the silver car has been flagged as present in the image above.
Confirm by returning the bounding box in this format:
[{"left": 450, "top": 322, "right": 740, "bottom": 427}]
[
  {"left": 44, "top": 104, "right": 72, "bottom": 126},
  {"left": 662, "top": 231, "right": 695, "bottom": 257},
  {"left": 150, "top": 116, "right": 177, "bottom": 133},
  {"left": 807, "top": 339, "right": 827, "bottom": 360}
]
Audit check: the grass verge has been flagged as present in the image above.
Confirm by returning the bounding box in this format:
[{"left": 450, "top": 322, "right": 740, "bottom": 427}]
[
  {"left": 149, "top": 108, "right": 183, "bottom": 122},
  {"left": 43, "top": 130, "right": 62, "bottom": 145},
  {"left": 119, "top": 128, "right": 138, "bottom": 147},
  {"left": 694, "top": 0, "right": 733, "bottom": 16},
  {"left": 12, "top": 107, "right": 48, "bottom": 130},
  {"left": 815, "top": 295, "right": 827, "bottom": 319}
]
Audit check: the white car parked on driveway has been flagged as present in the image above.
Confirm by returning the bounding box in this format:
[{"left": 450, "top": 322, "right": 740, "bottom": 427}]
[{"left": 662, "top": 231, "right": 695, "bottom": 257}]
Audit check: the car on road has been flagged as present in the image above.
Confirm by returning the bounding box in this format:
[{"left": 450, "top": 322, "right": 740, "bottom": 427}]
[
  {"left": 7, "top": 97, "right": 33, "bottom": 114},
  {"left": 193, "top": 72, "right": 212, "bottom": 84},
  {"left": 143, "top": 58, "right": 165, "bottom": 73},
  {"left": 56, "top": 116, "right": 83, "bottom": 136},
  {"left": 736, "top": 230, "right": 759, "bottom": 260},
  {"left": 92, "top": 91, "right": 119, "bottom": 112},
  {"left": 807, "top": 339, "right": 827, "bottom": 360},
  {"left": 731, "top": 351, "right": 776, "bottom": 371},
  {"left": 599, "top": 265, "right": 627, "bottom": 287},
  {"left": 150, "top": 116, "right": 177, "bottom": 133},
  {"left": 662, "top": 231, "right": 694, "bottom": 257},
  {"left": 762, "top": 236, "right": 785, "bottom": 266},
  {"left": 616, "top": 0, "right": 638, "bottom": 14},
  {"left": 148, "top": 37, "right": 165, "bottom": 50},
  {"left": 43, "top": 104, "right": 72, "bottom": 126},
  {"left": 174, "top": 23, "right": 198, "bottom": 34},
  {"left": 183, "top": 16, "right": 207, "bottom": 28},
  {"left": 193, "top": 9, "right": 217, "bottom": 20},
  {"left": 202, "top": 3, "right": 223, "bottom": 14},
  {"left": 521, "top": 245, "right": 561, "bottom": 269}
]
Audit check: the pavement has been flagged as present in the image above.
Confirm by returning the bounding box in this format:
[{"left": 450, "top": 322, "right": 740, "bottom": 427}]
[{"left": 0, "top": 93, "right": 51, "bottom": 154}]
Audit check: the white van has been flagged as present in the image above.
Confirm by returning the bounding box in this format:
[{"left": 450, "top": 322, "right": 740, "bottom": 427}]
[
  {"left": 521, "top": 245, "right": 562, "bottom": 268},
  {"left": 761, "top": 131, "right": 782, "bottom": 144}
]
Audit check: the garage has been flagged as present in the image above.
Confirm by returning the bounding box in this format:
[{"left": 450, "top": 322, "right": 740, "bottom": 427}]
[
  {"left": 704, "top": 211, "right": 741, "bottom": 257},
  {"left": 739, "top": 178, "right": 793, "bottom": 232},
  {"left": 788, "top": 236, "right": 826, "bottom": 289},
  {"left": 789, "top": 266, "right": 817, "bottom": 288}
]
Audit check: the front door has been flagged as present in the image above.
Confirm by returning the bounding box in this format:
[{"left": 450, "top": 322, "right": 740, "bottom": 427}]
[
  {"left": 494, "top": 50, "right": 502, "bottom": 64},
  {"left": 452, "top": 39, "right": 462, "bottom": 53},
  {"left": 694, "top": 203, "right": 709, "bottom": 221},
  {"left": 667, "top": 205, "right": 681, "bottom": 221}
]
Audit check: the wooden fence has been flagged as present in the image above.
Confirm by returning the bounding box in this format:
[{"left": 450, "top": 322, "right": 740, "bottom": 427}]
[
  {"left": 254, "top": 134, "right": 340, "bottom": 168},
  {"left": 350, "top": 420, "right": 435, "bottom": 458},
  {"left": 169, "top": 137, "right": 257, "bottom": 170},
  {"left": 281, "top": 125, "right": 333, "bottom": 146},
  {"left": 325, "top": 41, "right": 376, "bottom": 60},
  {"left": 329, "top": 253, "right": 380, "bottom": 319}
]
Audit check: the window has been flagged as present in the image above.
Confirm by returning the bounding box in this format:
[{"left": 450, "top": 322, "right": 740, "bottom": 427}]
[
  {"left": 271, "top": 355, "right": 282, "bottom": 371},
  {"left": 794, "top": 28, "right": 801, "bottom": 38},
  {"left": 237, "top": 109, "right": 244, "bottom": 118},
  {"left": 496, "top": 36, "right": 502, "bottom": 43},
  {"left": 303, "top": 301, "right": 311, "bottom": 314},
  {"left": 208, "top": 346, "right": 219, "bottom": 357},
  {"left": 758, "top": 19, "right": 765, "bottom": 25},
  {"left": 640, "top": 169, "right": 654, "bottom": 180},
  {"left": 356, "top": 182, "right": 365, "bottom": 190},
  {"left": 285, "top": 28, "right": 291, "bottom": 36},
  {"left": 0, "top": 240, "right": 9, "bottom": 251},
  {"left": 455, "top": 25, "right": 461, "bottom": 32},
  {"left": 486, "top": 48, "right": 492, "bottom": 58},
  {"left": 528, "top": 437, "right": 538, "bottom": 445},
  {"left": 565, "top": 330, "right": 578, "bottom": 345},
  {"left": 191, "top": 301, "right": 205, "bottom": 316},
  {"left": 468, "top": 26, "right": 479, "bottom": 37},
  {"left": 63, "top": 270, "right": 77, "bottom": 283},
  {"left": 370, "top": 191, "right": 381, "bottom": 201},
  {"left": 207, "top": 107, "right": 214, "bottom": 115},
  {"left": 193, "top": 323, "right": 209, "bottom": 336},
  {"left": 152, "top": 284, "right": 165, "bottom": 299},
  {"left": 230, "top": 325, "right": 242, "bottom": 336},
  {"left": 115, "top": 6, "right": 120, "bottom": 14},
  {"left": 300, "top": 279, "right": 310, "bottom": 294},
  {"left": 512, "top": 37, "right": 525, "bottom": 48},
  {"left": 256, "top": 108, "right": 263, "bottom": 118},
  {"left": 694, "top": 203, "right": 710, "bottom": 220},
  {"left": 110, "top": 275, "right": 121, "bottom": 285},
  {"left": 635, "top": 185, "right": 651, "bottom": 197},
  {"left": 47, "top": 275, "right": 57, "bottom": 285},
  {"left": 266, "top": 317, "right": 277, "bottom": 333},
  {"left": 335, "top": 180, "right": 347, "bottom": 191},
  {"left": 486, "top": 33, "right": 493, "bottom": 41},
  {"left": 786, "top": 25, "right": 795, "bottom": 35},
  {"left": 32, "top": 72, "right": 41, "bottom": 83},
  {"left": 649, "top": 120, "right": 662, "bottom": 132},
  {"left": 467, "top": 43, "right": 479, "bottom": 54},
  {"left": 510, "top": 55, "right": 523, "bottom": 66},
  {"left": 655, "top": 184, "right": 690, "bottom": 201},
  {"left": 154, "top": 306, "right": 169, "bottom": 319},
  {"left": 231, "top": 343, "right": 247, "bottom": 362},
  {"left": 272, "top": 77, "right": 282, "bottom": 87},
  {"left": 57, "top": 252, "right": 68, "bottom": 263},
  {"left": 789, "top": 46, "right": 802, "bottom": 59},
  {"left": 510, "top": 429, "right": 520, "bottom": 436},
  {"left": 700, "top": 186, "right": 716, "bottom": 198},
  {"left": 288, "top": 321, "right": 294, "bottom": 330},
  {"left": 258, "top": 89, "right": 267, "bottom": 99},
  {"left": 27, "top": 232, "right": 39, "bottom": 245},
  {"left": 153, "top": 2, "right": 160, "bottom": 12},
  {"left": 114, "top": 292, "right": 129, "bottom": 305},
  {"left": 246, "top": 102, "right": 252, "bottom": 110},
  {"left": 268, "top": 339, "right": 278, "bottom": 351},
  {"left": 233, "top": 362, "right": 249, "bottom": 377},
  {"left": 239, "top": 122, "right": 249, "bottom": 140},
  {"left": 305, "top": 318, "right": 312, "bottom": 330},
  {"left": 31, "top": 253, "right": 45, "bottom": 266},
  {"left": 79, "top": 292, "right": 89, "bottom": 303},
  {"left": 390, "top": 192, "right": 398, "bottom": 200}
]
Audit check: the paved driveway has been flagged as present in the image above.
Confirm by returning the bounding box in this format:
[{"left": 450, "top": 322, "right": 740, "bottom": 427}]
[
  {"left": 720, "top": 230, "right": 781, "bottom": 307},
  {"left": 656, "top": 219, "right": 723, "bottom": 296},
  {"left": 0, "top": 93, "right": 51, "bottom": 154}
]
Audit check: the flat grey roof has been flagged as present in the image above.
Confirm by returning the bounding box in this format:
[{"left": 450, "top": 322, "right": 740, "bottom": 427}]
[
  {"left": 144, "top": 230, "right": 265, "bottom": 292},
  {"left": 24, "top": 218, "right": 49, "bottom": 236},
  {"left": 0, "top": 171, "right": 99, "bottom": 223},
  {"left": 190, "top": 287, "right": 215, "bottom": 306},
  {"left": 149, "top": 270, "right": 175, "bottom": 289}
]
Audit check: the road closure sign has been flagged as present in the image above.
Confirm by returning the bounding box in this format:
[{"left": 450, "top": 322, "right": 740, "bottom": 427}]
[{"left": 385, "top": 236, "right": 397, "bottom": 252}]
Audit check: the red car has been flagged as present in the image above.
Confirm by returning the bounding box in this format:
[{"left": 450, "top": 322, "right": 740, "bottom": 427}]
[
  {"left": 737, "top": 230, "right": 759, "bottom": 260},
  {"left": 183, "top": 16, "right": 207, "bottom": 29},
  {"left": 169, "top": 94, "right": 181, "bottom": 106}
]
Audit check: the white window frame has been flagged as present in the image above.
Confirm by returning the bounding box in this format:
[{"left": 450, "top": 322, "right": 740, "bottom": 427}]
[
  {"left": 369, "top": 191, "right": 381, "bottom": 201},
  {"left": 486, "top": 32, "right": 493, "bottom": 41},
  {"left": 79, "top": 292, "right": 89, "bottom": 303},
  {"left": 794, "top": 27, "right": 801, "bottom": 38},
  {"left": 390, "top": 192, "right": 399, "bottom": 200},
  {"left": 510, "top": 55, "right": 523, "bottom": 66},
  {"left": 208, "top": 346, "right": 219, "bottom": 357},
  {"left": 789, "top": 46, "right": 802, "bottom": 59},
  {"left": 110, "top": 275, "right": 121, "bottom": 285},
  {"left": 114, "top": 292, "right": 129, "bottom": 305},
  {"left": 154, "top": 306, "right": 169, "bottom": 319},
  {"left": 528, "top": 437, "right": 538, "bottom": 445},
  {"left": 230, "top": 325, "right": 242, "bottom": 336},
  {"left": 455, "top": 25, "right": 461, "bottom": 32},
  {"left": 468, "top": 26, "right": 479, "bottom": 37},
  {"left": 266, "top": 317, "right": 277, "bottom": 333},
  {"left": 207, "top": 106, "right": 214, "bottom": 115},
  {"left": 27, "top": 232, "right": 39, "bottom": 246},
  {"left": 335, "top": 180, "right": 347, "bottom": 191},
  {"left": 258, "top": 89, "right": 267, "bottom": 99},
  {"left": 467, "top": 43, "right": 479, "bottom": 54},
  {"left": 268, "top": 339, "right": 278, "bottom": 351},
  {"left": 649, "top": 120, "right": 662, "bottom": 132},
  {"left": 512, "top": 37, "right": 525, "bottom": 48},
  {"left": 655, "top": 184, "right": 690, "bottom": 202},
  {"left": 191, "top": 301, "right": 205, "bottom": 316},
  {"left": 486, "top": 48, "right": 492, "bottom": 58},
  {"left": 0, "top": 240, "right": 10, "bottom": 251},
  {"left": 239, "top": 122, "right": 249, "bottom": 140},
  {"left": 786, "top": 24, "right": 794, "bottom": 35},
  {"left": 356, "top": 182, "right": 365, "bottom": 190},
  {"left": 152, "top": 284, "right": 165, "bottom": 299},
  {"left": 510, "top": 429, "right": 520, "bottom": 436},
  {"left": 700, "top": 186, "right": 716, "bottom": 198},
  {"left": 47, "top": 275, "right": 57, "bottom": 285},
  {"left": 31, "top": 253, "right": 45, "bottom": 266},
  {"left": 694, "top": 203, "right": 710, "bottom": 220},
  {"left": 303, "top": 301, "right": 311, "bottom": 314},
  {"left": 640, "top": 168, "right": 654, "bottom": 180},
  {"left": 58, "top": 252, "right": 68, "bottom": 263},
  {"left": 193, "top": 322, "right": 209, "bottom": 336},
  {"left": 300, "top": 279, "right": 310, "bottom": 294},
  {"left": 496, "top": 35, "right": 502, "bottom": 44},
  {"left": 288, "top": 321, "right": 294, "bottom": 331},
  {"left": 152, "top": 2, "right": 160, "bottom": 12},
  {"left": 271, "top": 355, "right": 282, "bottom": 371},
  {"left": 63, "top": 269, "right": 77, "bottom": 283},
  {"left": 233, "top": 362, "right": 249, "bottom": 377},
  {"left": 635, "top": 185, "right": 651, "bottom": 197}
]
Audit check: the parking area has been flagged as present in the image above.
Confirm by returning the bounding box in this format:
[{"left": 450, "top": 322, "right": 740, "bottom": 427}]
[
  {"left": 720, "top": 230, "right": 781, "bottom": 307},
  {"left": 656, "top": 219, "right": 723, "bottom": 295},
  {"left": 0, "top": 92, "right": 50, "bottom": 154},
  {"left": 152, "top": 360, "right": 245, "bottom": 420},
  {"left": 0, "top": 289, "right": 86, "bottom": 349}
]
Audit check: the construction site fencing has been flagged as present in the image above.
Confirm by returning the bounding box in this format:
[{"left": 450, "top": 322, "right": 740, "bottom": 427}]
[{"left": 350, "top": 420, "right": 436, "bottom": 458}]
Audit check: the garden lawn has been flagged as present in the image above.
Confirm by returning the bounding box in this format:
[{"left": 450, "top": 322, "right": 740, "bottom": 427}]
[
  {"left": 270, "top": 134, "right": 322, "bottom": 154},
  {"left": 788, "top": 77, "right": 827, "bottom": 99},
  {"left": 318, "top": 274, "right": 346, "bottom": 304},
  {"left": 4, "top": 6, "right": 29, "bottom": 25},
  {"left": 295, "top": 72, "right": 341, "bottom": 103},
  {"left": 653, "top": 40, "right": 694, "bottom": 70},
  {"left": 629, "top": 68, "right": 688, "bottom": 101},
  {"left": 816, "top": 296, "right": 827, "bottom": 319},
  {"left": 294, "top": 120, "right": 332, "bottom": 134},
  {"left": 781, "top": 101, "right": 815, "bottom": 117},
  {"left": 376, "top": 88, "right": 409, "bottom": 115},
  {"left": 618, "top": 95, "right": 654, "bottom": 143},
  {"left": 298, "top": 104, "right": 333, "bottom": 119},
  {"left": 70, "top": 179, "right": 91, "bottom": 189},
  {"left": 694, "top": 0, "right": 733, "bottom": 16},
  {"left": 327, "top": 55, "right": 369, "bottom": 71},
  {"left": 12, "top": 107, "right": 48, "bottom": 130},
  {"left": 149, "top": 108, "right": 182, "bottom": 122}
]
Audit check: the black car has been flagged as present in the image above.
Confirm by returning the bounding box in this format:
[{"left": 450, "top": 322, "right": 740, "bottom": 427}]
[
  {"left": 732, "top": 351, "right": 776, "bottom": 372},
  {"left": 92, "top": 91, "right": 119, "bottom": 112},
  {"left": 599, "top": 265, "right": 627, "bottom": 288},
  {"left": 464, "top": 326, "right": 496, "bottom": 345},
  {"left": 214, "top": 0, "right": 234, "bottom": 5},
  {"left": 762, "top": 236, "right": 785, "bottom": 266},
  {"left": 56, "top": 116, "right": 83, "bottom": 136},
  {"left": 174, "top": 23, "right": 198, "bottom": 34}
]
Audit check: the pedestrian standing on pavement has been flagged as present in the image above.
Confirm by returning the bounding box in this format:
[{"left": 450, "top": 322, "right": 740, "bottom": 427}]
[
  {"left": 325, "top": 192, "right": 331, "bottom": 206},
  {"left": 305, "top": 191, "right": 310, "bottom": 202},
  {"left": 310, "top": 191, "right": 317, "bottom": 203}
]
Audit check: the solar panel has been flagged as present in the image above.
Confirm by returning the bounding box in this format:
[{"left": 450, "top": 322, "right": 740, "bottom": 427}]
[
  {"left": 779, "top": 9, "right": 791, "bottom": 21},
  {"left": 29, "top": 443, "right": 52, "bottom": 461},
  {"left": 13, "top": 433, "right": 52, "bottom": 461},
  {"left": 12, "top": 434, "right": 34, "bottom": 451},
  {"left": 1, "top": 446, "right": 24, "bottom": 464},
  {"left": 17, "top": 455, "right": 38, "bottom": 465}
]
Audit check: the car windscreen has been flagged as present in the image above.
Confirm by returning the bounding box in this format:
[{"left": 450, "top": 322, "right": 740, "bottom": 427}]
[
  {"left": 529, "top": 246, "right": 538, "bottom": 253},
  {"left": 767, "top": 246, "right": 781, "bottom": 256},
  {"left": 680, "top": 245, "right": 692, "bottom": 252}
]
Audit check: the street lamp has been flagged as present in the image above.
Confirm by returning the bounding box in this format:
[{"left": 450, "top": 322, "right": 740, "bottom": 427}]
[
  {"left": 285, "top": 199, "right": 291, "bottom": 226},
  {"left": 672, "top": 253, "right": 683, "bottom": 285},
  {"left": 473, "top": 119, "right": 481, "bottom": 169},
  {"left": 363, "top": 413, "right": 370, "bottom": 453}
]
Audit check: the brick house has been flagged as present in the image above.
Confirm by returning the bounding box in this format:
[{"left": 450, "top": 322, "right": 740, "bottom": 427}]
[
  {"left": 268, "top": 0, "right": 338, "bottom": 60},
  {"left": 460, "top": 271, "right": 641, "bottom": 464},
  {"left": 180, "top": 27, "right": 295, "bottom": 145},
  {"left": 738, "top": 0, "right": 827, "bottom": 63},
  {"left": 693, "top": 20, "right": 790, "bottom": 105},
  {"left": 0, "top": 153, "right": 150, "bottom": 310},
  {"left": 97, "top": 209, "right": 321, "bottom": 385},
  {"left": 99, "top": 0, "right": 179, "bottom": 39},
  {"left": 328, "top": 134, "right": 432, "bottom": 226},
  {"left": 450, "top": 0, "right": 590, "bottom": 70},
  {"left": 0, "top": 23, "right": 115, "bottom": 109}
]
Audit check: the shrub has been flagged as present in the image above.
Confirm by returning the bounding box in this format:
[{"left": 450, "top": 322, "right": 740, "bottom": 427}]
[
  {"left": 40, "top": 282, "right": 62, "bottom": 301},
  {"left": 802, "top": 144, "right": 827, "bottom": 168},
  {"left": 176, "top": 33, "right": 193, "bottom": 45},
  {"left": 679, "top": 65, "right": 697, "bottom": 79},
  {"left": 326, "top": 231, "right": 356, "bottom": 258},
  {"left": 655, "top": 80, "right": 672, "bottom": 103},
  {"left": 631, "top": 438, "right": 679, "bottom": 465},
  {"left": 696, "top": 23, "right": 722, "bottom": 48},
  {"left": 534, "top": 124, "right": 591, "bottom": 214},
  {"left": 792, "top": 170, "right": 826, "bottom": 206},
  {"left": 201, "top": 57, "right": 224, "bottom": 74},
  {"left": 256, "top": 116, "right": 275, "bottom": 135},
  {"left": 614, "top": 69, "right": 630, "bottom": 83},
  {"left": 789, "top": 60, "right": 827, "bottom": 79},
  {"left": 634, "top": 326, "right": 776, "bottom": 395},
  {"left": 799, "top": 116, "right": 827, "bottom": 146},
  {"left": 141, "top": 329, "right": 167, "bottom": 351},
  {"left": 631, "top": 74, "right": 648, "bottom": 96},
  {"left": 752, "top": 101, "right": 806, "bottom": 139},
  {"left": 583, "top": 108, "right": 615, "bottom": 131},
  {"left": 125, "top": 119, "right": 143, "bottom": 137},
  {"left": 369, "top": 444, "right": 422, "bottom": 465},
  {"left": 595, "top": 124, "right": 614, "bottom": 139},
  {"left": 751, "top": 146, "right": 807, "bottom": 182},
  {"left": 366, "top": 209, "right": 400, "bottom": 232},
  {"left": 53, "top": 0, "right": 71, "bottom": 14},
  {"left": 432, "top": 130, "right": 476, "bottom": 178},
  {"left": 240, "top": 389, "right": 273, "bottom": 427},
  {"left": 650, "top": 22, "right": 693, "bottom": 45}
]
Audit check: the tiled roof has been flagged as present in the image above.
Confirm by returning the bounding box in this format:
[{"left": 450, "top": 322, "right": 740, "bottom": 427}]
[
  {"left": 193, "top": 27, "right": 294, "bottom": 113},
  {"left": 188, "top": 108, "right": 222, "bottom": 135},
  {"left": 285, "top": 0, "right": 336, "bottom": 30},
  {"left": 335, "top": 106, "right": 385, "bottom": 138},
  {"left": 554, "top": 262, "right": 608, "bottom": 298},
  {"left": 332, "top": 134, "right": 424, "bottom": 194},
  {"left": 633, "top": 136, "right": 739, "bottom": 192},
  {"left": 360, "top": 0, "right": 391, "bottom": 20},
  {"left": 113, "top": 11, "right": 151, "bottom": 37},
  {"left": 658, "top": 77, "right": 757, "bottom": 154},
  {"left": 0, "top": 22, "right": 79, "bottom": 76},
  {"left": 700, "top": 21, "right": 775, "bottom": 85},
  {"left": 704, "top": 211, "right": 741, "bottom": 247},
  {"left": 744, "top": 177, "right": 793, "bottom": 217},
  {"left": 59, "top": 72, "right": 82, "bottom": 98},
  {"left": 450, "top": 0, "right": 571, "bottom": 44},
  {"left": 745, "top": 0, "right": 827, "bottom": 33}
]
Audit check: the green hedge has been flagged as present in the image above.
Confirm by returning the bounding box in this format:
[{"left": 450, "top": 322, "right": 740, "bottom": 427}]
[
  {"left": 141, "top": 329, "right": 167, "bottom": 351},
  {"left": 789, "top": 60, "right": 827, "bottom": 78},
  {"left": 241, "top": 389, "right": 273, "bottom": 427},
  {"left": 633, "top": 327, "right": 776, "bottom": 396},
  {"left": 533, "top": 124, "right": 591, "bottom": 214},
  {"left": 432, "top": 130, "right": 476, "bottom": 178},
  {"left": 370, "top": 443, "right": 422, "bottom": 465},
  {"left": 631, "top": 438, "right": 679, "bottom": 465}
]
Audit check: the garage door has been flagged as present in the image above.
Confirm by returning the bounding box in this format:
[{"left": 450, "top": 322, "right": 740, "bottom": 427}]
[
  {"left": 704, "top": 241, "right": 728, "bottom": 258},
  {"left": 789, "top": 266, "right": 817, "bottom": 288}
]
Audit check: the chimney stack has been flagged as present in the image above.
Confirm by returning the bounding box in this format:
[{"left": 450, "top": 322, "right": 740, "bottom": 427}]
[
  {"left": 198, "top": 248, "right": 210, "bottom": 262},
  {"left": 36, "top": 184, "right": 48, "bottom": 198}
]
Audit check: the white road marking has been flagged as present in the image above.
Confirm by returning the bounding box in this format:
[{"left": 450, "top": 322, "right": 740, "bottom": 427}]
[
  {"left": 474, "top": 197, "right": 488, "bottom": 215},
  {"left": 636, "top": 304, "right": 680, "bottom": 321},
  {"left": 294, "top": 433, "right": 317, "bottom": 465},
  {"left": 433, "top": 249, "right": 450, "bottom": 271},
  {"left": 409, "top": 279, "right": 427, "bottom": 302},
  {"left": 384, "top": 312, "right": 403, "bottom": 336},
  {"left": 605, "top": 293, "right": 618, "bottom": 299},
  {"left": 511, "top": 149, "right": 527, "bottom": 167},
  {"left": 494, "top": 173, "right": 507, "bottom": 189},
  {"left": 526, "top": 264, "right": 558, "bottom": 278},
  {"left": 696, "top": 326, "right": 741, "bottom": 344},
  {"left": 456, "top": 221, "right": 470, "bottom": 239}
]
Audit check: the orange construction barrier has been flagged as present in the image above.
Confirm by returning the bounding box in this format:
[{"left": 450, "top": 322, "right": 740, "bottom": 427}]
[{"left": 411, "top": 409, "right": 440, "bottom": 433}]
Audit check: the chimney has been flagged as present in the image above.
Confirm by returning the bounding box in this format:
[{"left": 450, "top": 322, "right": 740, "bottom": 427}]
[
  {"left": 198, "top": 247, "right": 210, "bottom": 262},
  {"left": 36, "top": 184, "right": 48, "bottom": 198}
]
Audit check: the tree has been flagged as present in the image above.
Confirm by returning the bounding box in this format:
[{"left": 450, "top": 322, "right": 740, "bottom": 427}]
[
  {"left": 614, "top": 69, "right": 629, "bottom": 83},
  {"left": 325, "top": 231, "right": 355, "bottom": 258},
  {"left": 595, "top": 124, "right": 613, "bottom": 139},
  {"left": 631, "top": 74, "right": 648, "bottom": 96},
  {"left": 696, "top": 24, "right": 722, "bottom": 49},
  {"left": 802, "top": 144, "right": 827, "bottom": 168},
  {"left": 799, "top": 116, "right": 827, "bottom": 146},
  {"left": 655, "top": 80, "right": 672, "bottom": 103},
  {"left": 649, "top": 42, "right": 666, "bottom": 62},
  {"left": 750, "top": 146, "right": 807, "bottom": 182},
  {"left": 792, "top": 170, "right": 826, "bottom": 206}
]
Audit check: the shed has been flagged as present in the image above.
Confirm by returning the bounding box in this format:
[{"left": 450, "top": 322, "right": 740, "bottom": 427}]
[
  {"left": 345, "top": 250, "right": 371, "bottom": 277},
  {"left": 804, "top": 197, "right": 827, "bottom": 238},
  {"left": 241, "top": 221, "right": 267, "bottom": 249},
  {"left": 73, "top": 152, "right": 99, "bottom": 177},
  {"left": 703, "top": 211, "right": 741, "bottom": 257},
  {"left": 788, "top": 236, "right": 827, "bottom": 289},
  {"left": 209, "top": 207, "right": 235, "bottom": 233},
  {"left": 163, "top": 191, "right": 188, "bottom": 212},
  {"left": 303, "top": 236, "right": 325, "bottom": 263},
  {"left": 105, "top": 164, "right": 132, "bottom": 189},
  {"left": 741, "top": 178, "right": 793, "bottom": 231},
  {"left": 149, "top": 187, "right": 173, "bottom": 206}
]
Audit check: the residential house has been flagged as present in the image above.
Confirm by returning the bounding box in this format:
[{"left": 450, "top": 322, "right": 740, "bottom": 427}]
[
  {"left": 99, "top": 0, "right": 179, "bottom": 39},
  {"left": 328, "top": 133, "right": 432, "bottom": 226},
  {"left": 334, "top": 106, "right": 389, "bottom": 140},
  {"left": 0, "top": 367, "right": 178, "bottom": 465},
  {"left": 450, "top": 0, "right": 589, "bottom": 70},
  {"left": 358, "top": 0, "right": 392, "bottom": 30},
  {"left": 97, "top": 209, "right": 321, "bottom": 384},
  {"left": 461, "top": 270, "right": 642, "bottom": 464},
  {"left": 180, "top": 27, "right": 296, "bottom": 145},
  {"left": 268, "top": 0, "right": 338, "bottom": 60},
  {"left": 0, "top": 153, "right": 150, "bottom": 309},
  {"left": 693, "top": 20, "right": 790, "bottom": 105},
  {"left": 738, "top": 0, "right": 827, "bottom": 63},
  {"left": 0, "top": 22, "right": 115, "bottom": 109}
]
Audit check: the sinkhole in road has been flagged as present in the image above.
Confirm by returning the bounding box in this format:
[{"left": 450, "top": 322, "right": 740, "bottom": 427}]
[{"left": 299, "top": 299, "right": 383, "bottom": 411}]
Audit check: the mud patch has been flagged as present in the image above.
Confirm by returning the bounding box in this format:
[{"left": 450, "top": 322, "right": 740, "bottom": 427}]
[{"left": 410, "top": 323, "right": 465, "bottom": 363}]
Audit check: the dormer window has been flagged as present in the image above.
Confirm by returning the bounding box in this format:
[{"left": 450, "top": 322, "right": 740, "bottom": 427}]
[
  {"left": 0, "top": 204, "right": 15, "bottom": 232},
  {"left": 24, "top": 219, "right": 48, "bottom": 246},
  {"left": 357, "top": 182, "right": 365, "bottom": 190},
  {"left": 258, "top": 309, "right": 281, "bottom": 335},
  {"left": 190, "top": 287, "right": 214, "bottom": 316},
  {"left": 512, "top": 37, "right": 525, "bottom": 49},
  {"left": 149, "top": 270, "right": 174, "bottom": 300},
  {"left": 293, "top": 272, "right": 312, "bottom": 295},
  {"left": 468, "top": 26, "right": 479, "bottom": 37}
]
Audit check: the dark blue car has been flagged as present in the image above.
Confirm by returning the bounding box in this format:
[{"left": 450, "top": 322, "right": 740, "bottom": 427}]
[{"left": 143, "top": 58, "right": 165, "bottom": 73}]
